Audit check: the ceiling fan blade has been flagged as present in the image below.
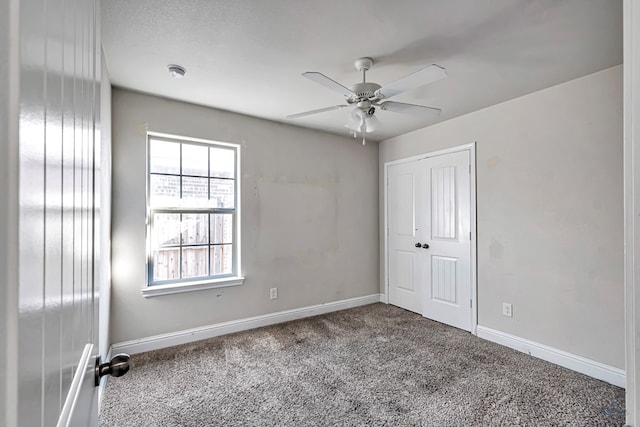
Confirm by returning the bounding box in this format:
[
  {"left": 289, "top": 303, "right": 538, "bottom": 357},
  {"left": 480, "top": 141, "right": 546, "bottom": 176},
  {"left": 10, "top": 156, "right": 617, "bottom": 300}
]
[
  {"left": 376, "top": 64, "right": 447, "bottom": 99},
  {"left": 379, "top": 101, "right": 441, "bottom": 117},
  {"left": 286, "top": 104, "right": 348, "bottom": 119},
  {"left": 302, "top": 72, "right": 355, "bottom": 97}
]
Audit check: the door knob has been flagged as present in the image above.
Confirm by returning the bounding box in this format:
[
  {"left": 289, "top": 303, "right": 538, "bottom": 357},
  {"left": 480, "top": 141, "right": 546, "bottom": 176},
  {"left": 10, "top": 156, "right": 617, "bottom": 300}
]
[
  {"left": 95, "top": 353, "right": 130, "bottom": 386},
  {"left": 415, "top": 243, "right": 422, "bottom": 248},
  {"left": 422, "top": 243, "right": 430, "bottom": 249}
]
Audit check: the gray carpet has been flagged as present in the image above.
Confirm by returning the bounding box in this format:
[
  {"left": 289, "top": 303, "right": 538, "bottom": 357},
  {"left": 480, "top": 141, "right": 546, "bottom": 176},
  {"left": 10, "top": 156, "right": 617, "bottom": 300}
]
[{"left": 100, "top": 303, "right": 625, "bottom": 426}]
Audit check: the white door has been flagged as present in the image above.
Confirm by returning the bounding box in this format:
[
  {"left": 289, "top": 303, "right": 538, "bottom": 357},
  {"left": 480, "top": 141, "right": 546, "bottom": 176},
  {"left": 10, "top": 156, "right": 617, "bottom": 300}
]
[
  {"left": 421, "top": 151, "right": 472, "bottom": 331},
  {"left": 12, "top": 0, "right": 106, "bottom": 425},
  {"left": 387, "top": 149, "right": 473, "bottom": 331},
  {"left": 387, "top": 161, "right": 423, "bottom": 314}
]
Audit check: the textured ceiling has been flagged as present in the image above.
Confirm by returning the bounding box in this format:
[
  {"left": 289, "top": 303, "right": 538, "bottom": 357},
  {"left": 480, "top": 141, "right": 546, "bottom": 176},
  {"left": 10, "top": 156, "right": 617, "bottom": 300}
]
[{"left": 101, "top": 0, "right": 622, "bottom": 142}]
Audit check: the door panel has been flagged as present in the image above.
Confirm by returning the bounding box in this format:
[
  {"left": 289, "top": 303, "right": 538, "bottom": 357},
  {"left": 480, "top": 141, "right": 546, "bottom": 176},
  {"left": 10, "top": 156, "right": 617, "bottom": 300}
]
[
  {"left": 431, "top": 166, "right": 457, "bottom": 240},
  {"left": 395, "top": 172, "right": 415, "bottom": 236},
  {"left": 395, "top": 251, "right": 415, "bottom": 291},
  {"left": 387, "top": 150, "right": 472, "bottom": 331},
  {"left": 431, "top": 256, "right": 457, "bottom": 304}
]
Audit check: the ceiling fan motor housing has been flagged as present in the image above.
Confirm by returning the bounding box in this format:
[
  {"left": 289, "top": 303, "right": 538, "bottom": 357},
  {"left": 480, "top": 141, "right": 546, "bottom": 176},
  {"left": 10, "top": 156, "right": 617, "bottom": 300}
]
[{"left": 348, "top": 82, "right": 382, "bottom": 102}]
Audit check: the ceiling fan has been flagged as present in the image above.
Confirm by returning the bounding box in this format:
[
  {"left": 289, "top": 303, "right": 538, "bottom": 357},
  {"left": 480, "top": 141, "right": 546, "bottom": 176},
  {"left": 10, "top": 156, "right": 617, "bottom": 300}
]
[{"left": 286, "top": 57, "right": 447, "bottom": 144}]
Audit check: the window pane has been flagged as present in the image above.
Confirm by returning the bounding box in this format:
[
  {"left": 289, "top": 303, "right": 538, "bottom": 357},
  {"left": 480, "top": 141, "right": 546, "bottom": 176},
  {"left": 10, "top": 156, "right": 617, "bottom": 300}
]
[
  {"left": 210, "top": 214, "right": 233, "bottom": 243},
  {"left": 153, "top": 247, "right": 180, "bottom": 281},
  {"left": 152, "top": 213, "right": 181, "bottom": 282},
  {"left": 182, "top": 176, "right": 209, "bottom": 207},
  {"left": 182, "top": 144, "right": 208, "bottom": 177},
  {"left": 150, "top": 174, "right": 180, "bottom": 207},
  {"left": 210, "top": 178, "right": 234, "bottom": 208},
  {"left": 153, "top": 213, "right": 180, "bottom": 247},
  {"left": 150, "top": 140, "right": 180, "bottom": 174},
  {"left": 210, "top": 147, "right": 234, "bottom": 178},
  {"left": 182, "top": 246, "right": 208, "bottom": 278},
  {"left": 211, "top": 245, "right": 233, "bottom": 275},
  {"left": 210, "top": 214, "right": 233, "bottom": 244},
  {"left": 182, "top": 214, "right": 208, "bottom": 245}
]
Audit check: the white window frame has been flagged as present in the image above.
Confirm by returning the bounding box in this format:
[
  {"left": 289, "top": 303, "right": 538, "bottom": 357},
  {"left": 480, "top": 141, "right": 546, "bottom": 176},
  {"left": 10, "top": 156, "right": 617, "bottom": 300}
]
[{"left": 142, "top": 131, "right": 244, "bottom": 298}]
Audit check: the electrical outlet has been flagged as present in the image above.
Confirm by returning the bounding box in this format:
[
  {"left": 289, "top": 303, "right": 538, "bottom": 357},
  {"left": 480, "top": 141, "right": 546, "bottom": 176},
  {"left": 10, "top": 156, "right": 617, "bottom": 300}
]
[
  {"left": 270, "top": 287, "right": 278, "bottom": 300},
  {"left": 502, "top": 303, "right": 513, "bottom": 317}
]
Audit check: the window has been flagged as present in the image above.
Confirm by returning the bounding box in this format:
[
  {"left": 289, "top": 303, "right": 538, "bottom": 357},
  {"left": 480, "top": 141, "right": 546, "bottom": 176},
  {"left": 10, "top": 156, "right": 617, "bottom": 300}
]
[{"left": 144, "top": 133, "right": 243, "bottom": 297}]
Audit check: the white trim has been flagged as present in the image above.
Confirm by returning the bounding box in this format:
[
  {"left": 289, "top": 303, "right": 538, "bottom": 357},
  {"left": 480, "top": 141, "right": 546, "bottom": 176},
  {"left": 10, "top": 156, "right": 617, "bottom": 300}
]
[
  {"left": 379, "top": 293, "right": 387, "bottom": 303},
  {"left": 141, "top": 276, "right": 245, "bottom": 298},
  {"left": 477, "top": 326, "right": 625, "bottom": 388},
  {"left": 625, "top": 1, "right": 640, "bottom": 424},
  {"left": 383, "top": 142, "right": 478, "bottom": 334},
  {"left": 469, "top": 143, "right": 478, "bottom": 335},
  {"left": 383, "top": 161, "right": 389, "bottom": 306},
  {"left": 147, "top": 130, "right": 240, "bottom": 149},
  {"left": 1, "top": 1, "right": 20, "bottom": 424},
  {"left": 112, "top": 294, "right": 382, "bottom": 355},
  {"left": 384, "top": 142, "right": 476, "bottom": 167}
]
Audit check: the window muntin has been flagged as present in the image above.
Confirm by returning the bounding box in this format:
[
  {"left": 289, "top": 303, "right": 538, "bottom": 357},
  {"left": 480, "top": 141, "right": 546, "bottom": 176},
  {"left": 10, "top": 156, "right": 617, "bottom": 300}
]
[{"left": 147, "top": 134, "right": 239, "bottom": 286}]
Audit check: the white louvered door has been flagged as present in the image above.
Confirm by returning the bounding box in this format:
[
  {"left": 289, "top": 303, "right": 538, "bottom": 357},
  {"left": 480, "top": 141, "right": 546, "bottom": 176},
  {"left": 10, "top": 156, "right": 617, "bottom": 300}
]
[{"left": 387, "top": 150, "right": 472, "bottom": 331}]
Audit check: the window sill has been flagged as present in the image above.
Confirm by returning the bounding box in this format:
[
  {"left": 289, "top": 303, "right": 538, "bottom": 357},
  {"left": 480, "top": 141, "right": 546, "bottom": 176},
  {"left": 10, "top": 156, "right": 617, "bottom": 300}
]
[{"left": 141, "top": 276, "right": 245, "bottom": 298}]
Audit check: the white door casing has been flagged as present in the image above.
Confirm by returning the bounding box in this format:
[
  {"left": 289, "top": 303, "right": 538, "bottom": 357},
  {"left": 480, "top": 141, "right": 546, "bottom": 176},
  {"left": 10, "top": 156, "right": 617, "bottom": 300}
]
[
  {"left": 624, "top": 1, "right": 640, "bottom": 425},
  {"left": 385, "top": 145, "right": 476, "bottom": 332}
]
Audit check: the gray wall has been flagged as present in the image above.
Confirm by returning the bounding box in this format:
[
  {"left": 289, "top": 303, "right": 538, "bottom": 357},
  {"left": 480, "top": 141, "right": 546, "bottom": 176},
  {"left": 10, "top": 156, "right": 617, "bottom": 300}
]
[
  {"left": 380, "top": 66, "right": 624, "bottom": 368},
  {"left": 111, "top": 89, "right": 379, "bottom": 344}
]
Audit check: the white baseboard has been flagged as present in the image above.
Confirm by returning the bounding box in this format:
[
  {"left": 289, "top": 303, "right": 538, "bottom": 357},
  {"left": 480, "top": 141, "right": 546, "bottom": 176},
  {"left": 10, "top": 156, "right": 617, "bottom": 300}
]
[
  {"left": 476, "top": 326, "right": 625, "bottom": 388},
  {"left": 111, "top": 294, "right": 382, "bottom": 355}
]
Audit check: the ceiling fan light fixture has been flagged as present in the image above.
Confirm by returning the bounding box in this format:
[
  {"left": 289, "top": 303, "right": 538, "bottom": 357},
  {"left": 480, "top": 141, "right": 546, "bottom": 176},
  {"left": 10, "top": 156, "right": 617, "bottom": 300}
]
[
  {"left": 345, "top": 108, "right": 380, "bottom": 134},
  {"left": 365, "top": 115, "right": 381, "bottom": 133},
  {"left": 345, "top": 108, "right": 365, "bottom": 132},
  {"left": 167, "top": 64, "right": 186, "bottom": 79}
]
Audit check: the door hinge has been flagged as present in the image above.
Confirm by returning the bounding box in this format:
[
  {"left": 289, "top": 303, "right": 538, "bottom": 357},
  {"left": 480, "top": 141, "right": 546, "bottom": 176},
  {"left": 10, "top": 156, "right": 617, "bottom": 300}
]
[
  {"left": 469, "top": 164, "right": 471, "bottom": 174},
  {"left": 470, "top": 299, "right": 473, "bottom": 308},
  {"left": 469, "top": 232, "right": 471, "bottom": 240}
]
